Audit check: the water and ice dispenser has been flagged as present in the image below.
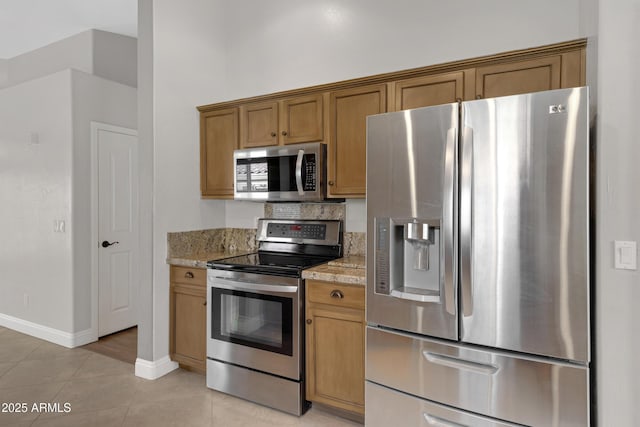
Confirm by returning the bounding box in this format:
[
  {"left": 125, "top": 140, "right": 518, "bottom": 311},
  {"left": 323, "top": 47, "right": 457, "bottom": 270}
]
[{"left": 375, "top": 218, "right": 442, "bottom": 303}]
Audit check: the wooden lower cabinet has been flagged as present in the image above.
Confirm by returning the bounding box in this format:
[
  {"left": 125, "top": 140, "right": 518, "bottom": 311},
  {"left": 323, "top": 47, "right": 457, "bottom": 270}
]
[
  {"left": 305, "top": 280, "right": 365, "bottom": 416},
  {"left": 169, "top": 266, "right": 207, "bottom": 373}
]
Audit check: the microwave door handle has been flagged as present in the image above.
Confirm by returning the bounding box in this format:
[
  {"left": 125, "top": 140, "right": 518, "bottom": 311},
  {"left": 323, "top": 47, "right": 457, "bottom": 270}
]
[{"left": 295, "top": 149, "right": 305, "bottom": 195}]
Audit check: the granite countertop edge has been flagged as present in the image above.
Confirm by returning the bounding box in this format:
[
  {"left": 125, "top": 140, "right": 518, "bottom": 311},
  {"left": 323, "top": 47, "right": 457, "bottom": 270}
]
[
  {"left": 303, "top": 255, "right": 366, "bottom": 286},
  {"left": 166, "top": 251, "right": 250, "bottom": 269},
  {"left": 168, "top": 252, "right": 366, "bottom": 286}
]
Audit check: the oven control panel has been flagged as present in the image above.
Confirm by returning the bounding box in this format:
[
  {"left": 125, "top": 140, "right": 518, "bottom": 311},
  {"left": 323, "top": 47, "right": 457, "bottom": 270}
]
[{"left": 267, "top": 223, "right": 326, "bottom": 240}]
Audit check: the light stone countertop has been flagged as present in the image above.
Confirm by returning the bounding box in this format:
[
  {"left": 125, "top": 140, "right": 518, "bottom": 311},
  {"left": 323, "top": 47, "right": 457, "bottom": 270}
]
[
  {"left": 303, "top": 255, "right": 366, "bottom": 286},
  {"left": 168, "top": 252, "right": 366, "bottom": 286},
  {"left": 166, "top": 251, "right": 249, "bottom": 269}
]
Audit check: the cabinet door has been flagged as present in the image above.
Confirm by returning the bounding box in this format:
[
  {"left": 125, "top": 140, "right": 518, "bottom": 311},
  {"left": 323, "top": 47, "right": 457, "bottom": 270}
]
[
  {"left": 393, "top": 71, "right": 473, "bottom": 111},
  {"left": 329, "top": 84, "right": 386, "bottom": 198},
  {"left": 306, "top": 304, "right": 365, "bottom": 415},
  {"left": 280, "top": 94, "right": 324, "bottom": 145},
  {"left": 200, "top": 108, "right": 238, "bottom": 198},
  {"left": 240, "top": 101, "right": 279, "bottom": 148},
  {"left": 170, "top": 282, "right": 207, "bottom": 372},
  {"left": 475, "top": 56, "right": 561, "bottom": 99}
]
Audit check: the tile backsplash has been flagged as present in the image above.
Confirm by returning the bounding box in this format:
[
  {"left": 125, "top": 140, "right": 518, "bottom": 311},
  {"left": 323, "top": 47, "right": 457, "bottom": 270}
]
[
  {"left": 167, "top": 228, "right": 257, "bottom": 258},
  {"left": 264, "top": 202, "right": 345, "bottom": 221}
]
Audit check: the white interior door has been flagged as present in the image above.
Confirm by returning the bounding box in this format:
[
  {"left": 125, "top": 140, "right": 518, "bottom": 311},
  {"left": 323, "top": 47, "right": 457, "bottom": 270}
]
[{"left": 97, "top": 124, "right": 138, "bottom": 337}]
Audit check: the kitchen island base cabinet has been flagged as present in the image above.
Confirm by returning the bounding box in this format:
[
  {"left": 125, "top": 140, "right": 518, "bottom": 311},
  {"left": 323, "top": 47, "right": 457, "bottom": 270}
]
[
  {"left": 169, "top": 266, "right": 207, "bottom": 373},
  {"left": 305, "top": 280, "right": 365, "bottom": 418}
]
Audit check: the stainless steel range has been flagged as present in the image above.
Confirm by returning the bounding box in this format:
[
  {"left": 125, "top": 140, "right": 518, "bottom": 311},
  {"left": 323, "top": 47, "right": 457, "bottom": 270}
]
[{"left": 205, "top": 218, "right": 342, "bottom": 415}]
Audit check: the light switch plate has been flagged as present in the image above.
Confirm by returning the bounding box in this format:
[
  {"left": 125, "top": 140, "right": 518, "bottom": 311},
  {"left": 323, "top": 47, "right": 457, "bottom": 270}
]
[{"left": 614, "top": 240, "right": 637, "bottom": 270}]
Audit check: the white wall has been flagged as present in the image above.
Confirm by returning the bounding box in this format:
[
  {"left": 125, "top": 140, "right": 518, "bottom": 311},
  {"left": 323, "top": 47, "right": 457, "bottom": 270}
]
[
  {"left": 220, "top": 0, "right": 581, "bottom": 99},
  {"left": 595, "top": 0, "right": 640, "bottom": 423},
  {"left": 148, "top": 0, "right": 228, "bottom": 360},
  {"left": 1, "top": 30, "right": 137, "bottom": 90},
  {"left": 71, "top": 70, "right": 137, "bottom": 332},
  {"left": 0, "top": 59, "right": 7, "bottom": 86},
  {"left": 4, "top": 32, "right": 93, "bottom": 89},
  {"left": 0, "top": 71, "right": 74, "bottom": 333},
  {"left": 0, "top": 32, "right": 137, "bottom": 345},
  {"left": 93, "top": 30, "right": 138, "bottom": 88}
]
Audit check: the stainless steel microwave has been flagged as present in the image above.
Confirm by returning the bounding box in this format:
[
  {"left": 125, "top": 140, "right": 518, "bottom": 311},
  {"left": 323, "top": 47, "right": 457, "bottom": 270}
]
[{"left": 233, "top": 142, "right": 327, "bottom": 202}]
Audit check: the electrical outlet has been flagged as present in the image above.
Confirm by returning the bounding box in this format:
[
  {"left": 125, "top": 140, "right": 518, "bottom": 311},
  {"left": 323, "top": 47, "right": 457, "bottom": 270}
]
[{"left": 54, "top": 220, "right": 65, "bottom": 233}]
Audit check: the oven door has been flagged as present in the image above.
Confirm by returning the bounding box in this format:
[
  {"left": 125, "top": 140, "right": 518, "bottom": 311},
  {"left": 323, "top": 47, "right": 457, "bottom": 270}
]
[{"left": 206, "top": 270, "right": 301, "bottom": 380}]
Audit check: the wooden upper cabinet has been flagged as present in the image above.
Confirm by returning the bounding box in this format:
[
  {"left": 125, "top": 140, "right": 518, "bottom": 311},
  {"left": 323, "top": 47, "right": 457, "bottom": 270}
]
[
  {"left": 198, "top": 40, "right": 586, "bottom": 199},
  {"left": 241, "top": 94, "right": 324, "bottom": 148},
  {"left": 475, "top": 56, "right": 562, "bottom": 99},
  {"left": 329, "top": 84, "right": 386, "bottom": 198},
  {"left": 240, "top": 101, "right": 279, "bottom": 148},
  {"left": 200, "top": 107, "right": 238, "bottom": 198},
  {"left": 392, "top": 70, "right": 474, "bottom": 111},
  {"left": 280, "top": 94, "right": 323, "bottom": 145}
]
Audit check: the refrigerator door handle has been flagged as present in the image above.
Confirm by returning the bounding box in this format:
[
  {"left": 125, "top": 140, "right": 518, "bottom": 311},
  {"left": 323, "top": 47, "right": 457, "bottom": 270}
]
[
  {"left": 423, "top": 351, "right": 498, "bottom": 375},
  {"left": 460, "top": 126, "right": 473, "bottom": 316},
  {"left": 443, "top": 127, "right": 457, "bottom": 315},
  {"left": 423, "top": 412, "right": 468, "bottom": 427}
]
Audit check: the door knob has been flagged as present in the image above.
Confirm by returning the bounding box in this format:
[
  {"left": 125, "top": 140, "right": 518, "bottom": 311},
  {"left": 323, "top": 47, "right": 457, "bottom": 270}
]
[{"left": 101, "top": 240, "right": 119, "bottom": 248}]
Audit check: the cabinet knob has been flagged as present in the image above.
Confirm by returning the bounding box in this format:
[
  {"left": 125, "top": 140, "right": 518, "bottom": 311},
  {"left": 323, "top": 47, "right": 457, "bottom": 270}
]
[
  {"left": 270, "top": 132, "right": 277, "bottom": 137},
  {"left": 328, "top": 180, "right": 334, "bottom": 186},
  {"left": 185, "top": 271, "right": 194, "bottom": 279},
  {"left": 476, "top": 95, "right": 482, "bottom": 99},
  {"left": 306, "top": 319, "right": 312, "bottom": 325},
  {"left": 203, "top": 301, "right": 207, "bottom": 306},
  {"left": 330, "top": 290, "right": 344, "bottom": 299},
  {"left": 281, "top": 131, "right": 288, "bottom": 136},
  {"left": 455, "top": 98, "right": 462, "bottom": 103}
]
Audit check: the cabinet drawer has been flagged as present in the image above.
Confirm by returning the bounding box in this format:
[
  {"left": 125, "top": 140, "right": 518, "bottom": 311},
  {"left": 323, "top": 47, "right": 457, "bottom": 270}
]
[
  {"left": 171, "top": 266, "right": 206, "bottom": 286},
  {"left": 366, "top": 327, "right": 589, "bottom": 427},
  {"left": 307, "top": 280, "right": 364, "bottom": 309}
]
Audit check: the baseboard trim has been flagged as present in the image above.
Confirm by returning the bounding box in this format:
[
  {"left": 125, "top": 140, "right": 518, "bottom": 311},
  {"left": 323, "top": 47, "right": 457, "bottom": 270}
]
[
  {"left": 135, "top": 356, "right": 179, "bottom": 380},
  {"left": 0, "top": 313, "right": 96, "bottom": 348}
]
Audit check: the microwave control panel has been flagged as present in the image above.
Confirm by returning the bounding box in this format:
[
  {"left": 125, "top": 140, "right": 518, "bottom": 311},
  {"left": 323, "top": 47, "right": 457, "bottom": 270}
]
[{"left": 303, "top": 154, "right": 316, "bottom": 191}]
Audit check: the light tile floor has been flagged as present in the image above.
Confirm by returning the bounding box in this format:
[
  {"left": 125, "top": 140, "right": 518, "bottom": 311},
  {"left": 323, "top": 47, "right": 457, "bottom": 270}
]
[{"left": 0, "top": 326, "right": 362, "bottom": 427}]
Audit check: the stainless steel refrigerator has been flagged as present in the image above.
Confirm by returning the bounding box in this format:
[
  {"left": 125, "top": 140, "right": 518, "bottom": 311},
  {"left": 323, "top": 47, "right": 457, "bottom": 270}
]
[{"left": 365, "top": 87, "right": 590, "bottom": 427}]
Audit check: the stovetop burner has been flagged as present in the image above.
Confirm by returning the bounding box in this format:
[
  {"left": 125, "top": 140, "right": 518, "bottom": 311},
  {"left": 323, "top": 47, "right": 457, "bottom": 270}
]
[
  {"left": 207, "top": 251, "right": 336, "bottom": 277},
  {"left": 206, "top": 218, "right": 343, "bottom": 278}
]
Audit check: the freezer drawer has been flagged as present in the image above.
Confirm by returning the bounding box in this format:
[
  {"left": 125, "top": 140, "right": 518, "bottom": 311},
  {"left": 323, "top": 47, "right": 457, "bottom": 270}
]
[
  {"left": 366, "top": 327, "right": 589, "bottom": 427},
  {"left": 366, "top": 381, "right": 520, "bottom": 427}
]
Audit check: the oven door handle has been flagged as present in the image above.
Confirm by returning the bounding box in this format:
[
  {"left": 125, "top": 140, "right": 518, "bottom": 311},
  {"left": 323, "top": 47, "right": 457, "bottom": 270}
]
[
  {"left": 295, "top": 149, "right": 305, "bottom": 196},
  {"left": 210, "top": 276, "right": 298, "bottom": 294}
]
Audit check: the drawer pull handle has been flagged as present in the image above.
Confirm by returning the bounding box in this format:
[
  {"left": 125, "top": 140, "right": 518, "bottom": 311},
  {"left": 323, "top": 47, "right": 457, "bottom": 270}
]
[
  {"left": 330, "top": 290, "right": 344, "bottom": 299},
  {"left": 423, "top": 351, "right": 498, "bottom": 375},
  {"left": 423, "top": 413, "right": 468, "bottom": 427},
  {"left": 184, "top": 271, "right": 194, "bottom": 279},
  {"left": 306, "top": 319, "right": 312, "bottom": 325}
]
